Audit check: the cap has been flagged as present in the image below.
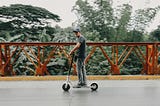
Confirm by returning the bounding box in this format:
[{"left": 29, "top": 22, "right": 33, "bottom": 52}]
[{"left": 73, "top": 28, "right": 80, "bottom": 32}]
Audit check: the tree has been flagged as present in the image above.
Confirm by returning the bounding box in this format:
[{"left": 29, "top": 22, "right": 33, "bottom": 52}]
[
  {"left": 125, "top": 30, "right": 144, "bottom": 42},
  {"left": 150, "top": 25, "right": 160, "bottom": 41},
  {"left": 73, "top": 0, "right": 115, "bottom": 41},
  {"left": 128, "top": 6, "right": 160, "bottom": 32},
  {"left": 73, "top": 0, "right": 160, "bottom": 42},
  {"left": 0, "top": 4, "right": 60, "bottom": 37},
  {"left": 0, "top": 4, "right": 63, "bottom": 76},
  {"left": 72, "top": 0, "right": 160, "bottom": 75},
  {"left": 114, "top": 4, "right": 132, "bottom": 42}
]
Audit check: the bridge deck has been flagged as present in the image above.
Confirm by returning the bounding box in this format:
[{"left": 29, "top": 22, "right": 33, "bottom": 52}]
[{"left": 0, "top": 80, "right": 160, "bottom": 106}]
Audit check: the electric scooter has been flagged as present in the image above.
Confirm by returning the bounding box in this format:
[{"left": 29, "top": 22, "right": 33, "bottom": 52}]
[{"left": 62, "top": 54, "right": 98, "bottom": 92}]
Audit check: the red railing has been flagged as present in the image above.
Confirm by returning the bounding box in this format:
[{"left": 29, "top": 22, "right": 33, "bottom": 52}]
[{"left": 0, "top": 42, "right": 160, "bottom": 76}]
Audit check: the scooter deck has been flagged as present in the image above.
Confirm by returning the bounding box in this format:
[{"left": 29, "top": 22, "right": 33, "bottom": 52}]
[{"left": 73, "top": 85, "right": 90, "bottom": 88}]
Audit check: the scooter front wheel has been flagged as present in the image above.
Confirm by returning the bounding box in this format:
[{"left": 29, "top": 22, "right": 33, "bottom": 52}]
[{"left": 62, "top": 83, "right": 70, "bottom": 91}]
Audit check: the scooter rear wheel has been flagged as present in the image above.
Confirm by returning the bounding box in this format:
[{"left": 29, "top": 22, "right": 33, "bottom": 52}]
[
  {"left": 90, "top": 83, "right": 98, "bottom": 91},
  {"left": 62, "top": 83, "right": 70, "bottom": 91}
]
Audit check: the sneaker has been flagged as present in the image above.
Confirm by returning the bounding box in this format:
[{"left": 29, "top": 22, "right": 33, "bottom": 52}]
[{"left": 81, "top": 83, "right": 87, "bottom": 87}]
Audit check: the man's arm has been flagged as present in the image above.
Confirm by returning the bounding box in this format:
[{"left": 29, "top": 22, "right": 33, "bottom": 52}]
[{"left": 69, "top": 42, "right": 81, "bottom": 55}]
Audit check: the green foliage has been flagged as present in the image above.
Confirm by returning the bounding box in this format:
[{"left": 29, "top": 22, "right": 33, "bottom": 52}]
[
  {"left": 114, "top": 4, "right": 132, "bottom": 42},
  {"left": 1, "top": 2, "right": 160, "bottom": 76},
  {"left": 0, "top": 4, "right": 60, "bottom": 37},
  {"left": 84, "top": 30, "right": 100, "bottom": 41},
  {"left": 73, "top": 0, "right": 160, "bottom": 42},
  {"left": 47, "top": 58, "right": 69, "bottom": 75},
  {"left": 125, "top": 30, "right": 144, "bottom": 42},
  {"left": 128, "top": 7, "right": 160, "bottom": 32},
  {"left": 13, "top": 47, "right": 36, "bottom": 75},
  {"left": 150, "top": 25, "right": 160, "bottom": 41},
  {"left": 70, "top": 0, "right": 160, "bottom": 75},
  {"left": 0, "top": 4, "right": 63, "bottom": 76},
  {"left": 0, "top": 4, "right": 60, "bottom": 25},
  {"left": 73, "top": 0, "right": 115, "bottom": 41},
  {"left": 85, "top": 42, "right": 111, "bottom": 75},
  {"left": 120, "top": 53, "right": 142, "bottom": 75}
]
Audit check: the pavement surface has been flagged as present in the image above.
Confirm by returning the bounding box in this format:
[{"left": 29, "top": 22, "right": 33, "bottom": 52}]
[{"left": 0, "top": 80, "right": 160, "bottom": 106}]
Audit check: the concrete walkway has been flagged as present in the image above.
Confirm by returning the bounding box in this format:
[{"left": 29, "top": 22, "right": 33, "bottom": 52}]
[{"left": 0, "top": 80, "right": 160, "bottom": 106}]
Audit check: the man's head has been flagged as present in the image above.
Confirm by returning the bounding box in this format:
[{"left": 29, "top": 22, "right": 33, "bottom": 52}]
[{"left": 73, "top": 28, "right": 81, "bottom": 37}]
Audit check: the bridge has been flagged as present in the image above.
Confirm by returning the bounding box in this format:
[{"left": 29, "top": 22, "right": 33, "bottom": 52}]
[{"left": 0, "top": 42, "right": 160, "bottom": 76}]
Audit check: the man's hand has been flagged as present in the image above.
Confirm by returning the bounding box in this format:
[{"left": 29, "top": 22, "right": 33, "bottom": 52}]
[{"left": 69, "top": 42, "right": 81, "bottom": 55}]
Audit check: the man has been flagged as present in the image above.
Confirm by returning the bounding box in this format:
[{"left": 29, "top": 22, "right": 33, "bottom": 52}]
[{"left": 69, "top": 28, "right": 87, "bottom": 88}]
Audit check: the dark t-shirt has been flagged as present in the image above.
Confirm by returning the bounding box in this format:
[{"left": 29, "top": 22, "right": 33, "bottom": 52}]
[{"left": 77, "top": 35, "right": 86, "bottom": 58}]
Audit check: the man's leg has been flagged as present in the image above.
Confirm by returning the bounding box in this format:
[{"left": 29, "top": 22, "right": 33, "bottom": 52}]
[
  {"left": 77, "top": 58, "right": 83, "bottom": 85},
  {"left": 82, "top": 65, "right": 87, "bottom": 85},
  {"left": 81, "top": 58, "right": 87, "bottom": 85}
]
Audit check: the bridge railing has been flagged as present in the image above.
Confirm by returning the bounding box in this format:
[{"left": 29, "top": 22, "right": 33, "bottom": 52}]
[{"left": 0, "top": 42, "right": 160, "bottom": 76}]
